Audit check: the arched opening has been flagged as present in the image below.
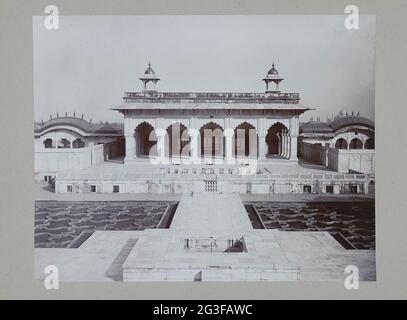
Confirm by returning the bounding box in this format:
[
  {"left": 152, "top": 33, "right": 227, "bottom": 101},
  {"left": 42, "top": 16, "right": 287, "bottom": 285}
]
[
  {"left": 43, "top": 138, "right": 53, "bottom": 148},
  {"left": 72, "top": 138, "right": 85, "bottom": 148},
  {"left": 364, "top": 138, "right": 375, "bottom": 149},
  {"left": 335, "top": 138, "right": 348, "bottom": 149},
  {"left": 266, "top": 122, "right": 288, "bottom": 156},
  {"left": 349, "top": 138, "right": 363, "bottom": 149},
  {"left": 58, "top": 138, "right": 71, "bottom": 149},
  {"left": 135, "top": 122, "right": 157, "bottom": 157},
  {"left": 165, "top": 122, "right": 190, "bottom": 158},
  {"left": 234, "top": 122, "right": 258, "bottom": 158},
  {"left": 199, "top": 122, "right": 224, "bottom": 158}
]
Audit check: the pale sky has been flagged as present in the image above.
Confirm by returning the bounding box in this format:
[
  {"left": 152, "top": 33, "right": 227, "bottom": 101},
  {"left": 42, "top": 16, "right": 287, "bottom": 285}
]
[{"left": 33, "top": 15, "right": 375, "bottom": 123}]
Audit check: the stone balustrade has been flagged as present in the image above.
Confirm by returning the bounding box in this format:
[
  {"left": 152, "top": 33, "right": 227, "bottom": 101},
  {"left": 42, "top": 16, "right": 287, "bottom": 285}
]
[{"left": 123, "top": 91, "right": 300, "bottom": 103}]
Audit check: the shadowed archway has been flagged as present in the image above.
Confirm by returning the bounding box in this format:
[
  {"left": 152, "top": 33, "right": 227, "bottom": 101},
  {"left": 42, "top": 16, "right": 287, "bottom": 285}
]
[
  {"left": 72, "top": 138, "right": 85, "bottom": 148},
  {"left": 364, "top": 138, "right": 374, "bottom": 149},
  {"left": 165, "top": 122, "right": 190, "bottom": 158},
  {"left": 199, "top": 122, "right": 224, "bottom": 158},
  {"left": 135, "top": 122, "right": 157, "bottom": 157},
  {"left": 335, "top": 138, "right": 348, "bottom": 149},
  {"left": 58, "top": 138, "right": 71, "bottom": 149},
  {"left": 234, "top": 122, "right": 258, "bottom": 158},
  {"left": 349, "top": 138, "right": 363, "bottom": 149},
  {"left": 43, "top": 138, "right": 53, "bottom": 148},
  {"left": 266, "top": 122, "right": 288, "bottom": 156}
]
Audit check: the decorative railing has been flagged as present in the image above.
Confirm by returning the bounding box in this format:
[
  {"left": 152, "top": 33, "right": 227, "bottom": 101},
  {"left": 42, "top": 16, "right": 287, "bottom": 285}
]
[
  {"left": 123, "top": 91, "right": 300, "bottom": 101},
  {"left": 56, "top": 168, "right": 368, "bottom": 182}
]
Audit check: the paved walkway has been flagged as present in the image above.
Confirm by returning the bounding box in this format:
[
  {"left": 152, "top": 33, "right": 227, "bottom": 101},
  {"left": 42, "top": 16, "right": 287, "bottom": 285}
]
[{"left": 171, "top": 193, "right": 252, "bottom": 232}]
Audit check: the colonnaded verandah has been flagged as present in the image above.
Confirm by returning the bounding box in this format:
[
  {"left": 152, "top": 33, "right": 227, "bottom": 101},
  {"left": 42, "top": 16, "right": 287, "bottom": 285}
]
[{"left": 116, "top": 62, "right": 306, "bottom": 165}]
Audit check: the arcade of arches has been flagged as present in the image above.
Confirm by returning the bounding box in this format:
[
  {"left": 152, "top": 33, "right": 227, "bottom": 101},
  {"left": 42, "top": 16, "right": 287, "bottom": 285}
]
[
  {"left": 43, "top": 138, "right": 85, "bottom": 149},
  {"left": 128, "top": 121, "right": 295, "bottom": 161},
  {"left": 334, "top": 137, "right": 375, "bottom": 150},
  {"left": 266, "top": 123, "right": 290, "bottom": 158}
]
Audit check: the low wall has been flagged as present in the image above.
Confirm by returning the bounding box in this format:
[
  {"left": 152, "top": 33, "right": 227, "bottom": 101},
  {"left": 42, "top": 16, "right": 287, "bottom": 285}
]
[
  {"left": 299, "top": 142, "right": 375, "bottom": 174},
  {"left": 335, "top": 150, "right": 375, "bottom": 174},
  {"left": 55, "top": 171, "right": 370, "bottom": 195},
  {"left": 34, "top": 144, "right": 105, "bottom": 179}
]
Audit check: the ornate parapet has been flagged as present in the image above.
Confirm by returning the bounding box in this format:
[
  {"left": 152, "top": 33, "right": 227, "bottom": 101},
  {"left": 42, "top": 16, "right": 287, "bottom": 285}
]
[{"left": 123, "top": 91, "right": 300, "bottom": 104}]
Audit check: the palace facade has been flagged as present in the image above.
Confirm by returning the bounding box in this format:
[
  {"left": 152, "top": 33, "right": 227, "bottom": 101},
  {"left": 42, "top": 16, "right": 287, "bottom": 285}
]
[
  {"left": 34, "top": 63, "right": 375, "bottom": 194},
  {"left": 114, "top": 63, "right": 308, "bottom": 164}
]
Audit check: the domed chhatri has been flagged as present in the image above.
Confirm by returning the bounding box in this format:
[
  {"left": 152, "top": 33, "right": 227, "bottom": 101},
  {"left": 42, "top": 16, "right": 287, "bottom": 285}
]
[
  {"left": 263, "top": 62, "right": 284, "bottom": 93},
  {"left": 144, "top": 62, "right": 155, "bottom": 75},
  {"left": 268, "top": 62, "right": 279, "bottom": 75},
  {"left": 139, "top": 62, "right": 160, "bottom": 91}
]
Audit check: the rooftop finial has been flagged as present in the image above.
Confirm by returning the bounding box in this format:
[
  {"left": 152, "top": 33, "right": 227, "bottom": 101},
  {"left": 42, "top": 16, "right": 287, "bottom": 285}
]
[
  {"left": 148, "top": 62, "right": 151, "bottom": 68},
  {"left": 272, "top": 62, "right": 275, "bottom": 68}
]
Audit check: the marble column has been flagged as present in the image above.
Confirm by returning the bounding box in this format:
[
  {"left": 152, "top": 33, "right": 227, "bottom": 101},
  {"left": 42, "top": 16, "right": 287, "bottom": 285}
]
[
  {"left": 124, "top": 134, "right": 136, "bottom": 163},
  {"left": 249, "top": 129, "right": 257, "bottom": 158},
  {"left": 286, "top": 134, "right": 291, "bottom": 159},
  {"left": 258, "top": 135, "right": 266, "bottom": 160},
  {"left": 277, "top": 133, "right": 281, "bottom": 156},
  {"left": 224, "top": 128, "right": 234, "bottom": 164},
  {"left": 289, "top": 133, "right": 297, "bottom": 160},
  {"left": 257, "top": 118, "right": 266, "bottom": 160},
  {"left": 189, "top": 128, "right": 200, "bottom": 164},
  {"left": 134, "top": 132, "right": 139, "bottom": 157},
  {"left": 289, "top": 116, "right": 299, "bottom": 161},
  {"left": 281, "top": 131, "right": 286, "bottom": 157},
  {"left": 283, "top": 130, "right": 289, "bottom": 158},
  {"left": 150, "top": 128, "right": 167, "bottom": 165}
]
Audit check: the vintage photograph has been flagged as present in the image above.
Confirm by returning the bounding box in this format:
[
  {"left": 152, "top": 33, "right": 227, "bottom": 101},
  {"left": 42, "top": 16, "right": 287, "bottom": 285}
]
[{"left": 33, "top": 15, "right": 375, "bottom": 282}]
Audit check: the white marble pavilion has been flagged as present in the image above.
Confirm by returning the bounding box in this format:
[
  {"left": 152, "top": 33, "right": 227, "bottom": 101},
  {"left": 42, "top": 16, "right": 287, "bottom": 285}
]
[{"left": 113, "top": 63, "right": 310, "bottom": 165}]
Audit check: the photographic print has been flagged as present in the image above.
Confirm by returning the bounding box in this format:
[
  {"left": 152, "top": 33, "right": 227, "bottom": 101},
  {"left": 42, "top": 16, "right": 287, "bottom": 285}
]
[{"left": 33, "top": 15, "right": 375, "bottom": 282}]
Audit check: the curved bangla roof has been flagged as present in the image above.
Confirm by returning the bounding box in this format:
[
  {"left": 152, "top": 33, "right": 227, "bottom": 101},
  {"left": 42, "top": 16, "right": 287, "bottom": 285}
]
[
  {"left": 300, "top": 121, "right": 333, "bottom": 134},
  {"left": 300, "top": 115, "right": 375, "bottom": 134},
  {"left": 328, "top": 116, "right": 374, "bottom": 132},
  {"left": 35, "top": 116, "right": 123, "bottom": 135},
  {"left": 39, "top": 117, "right": 93, "bottom": 131}
]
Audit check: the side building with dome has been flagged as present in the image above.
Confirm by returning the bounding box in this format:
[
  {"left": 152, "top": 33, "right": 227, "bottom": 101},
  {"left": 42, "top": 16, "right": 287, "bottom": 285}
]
[
  {"left": 34, "top": 115, "right": 124, "bottom": 181},
  {"left": 299, "top": 112, "right": 375, "bottom": 174}
]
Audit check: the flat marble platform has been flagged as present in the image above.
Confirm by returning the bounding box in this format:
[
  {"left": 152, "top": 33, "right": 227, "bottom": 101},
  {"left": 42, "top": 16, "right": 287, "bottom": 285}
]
[
  {"left": 170, "top": 193, "right": 253, "bottom": 232},
  {"left": 122, "top": 194, "right": 299, "bottom": 281},
  {"left": 35, "top": 193, "right": 375, "bottom": 282},
  {"left": 121, "top": 193, "right": 375, "bottom": 281}
]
